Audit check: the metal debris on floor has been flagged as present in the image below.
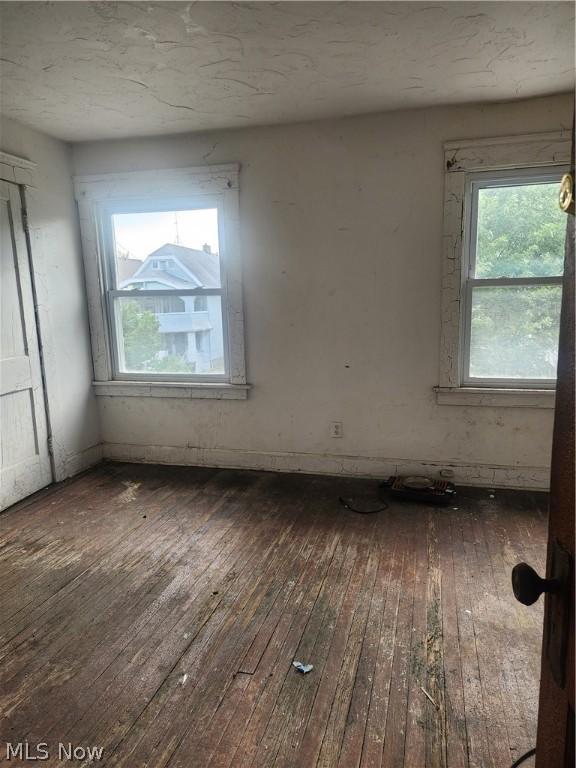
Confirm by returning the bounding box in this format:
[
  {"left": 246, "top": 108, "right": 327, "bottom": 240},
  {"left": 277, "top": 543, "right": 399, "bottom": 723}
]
[{"left": 384, "top": 475, "right": 457, "bottom": 506}]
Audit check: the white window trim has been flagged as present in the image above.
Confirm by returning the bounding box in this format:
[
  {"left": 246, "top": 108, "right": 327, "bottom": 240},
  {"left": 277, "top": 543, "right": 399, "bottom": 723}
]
[
  {"left": 437, "top": 131, "right": 571, "bottom": 407},
  {"left": 92, "top": 381, "right": 250, "bottom": 400},
  {"left": 434, "top": 386, "right": 555, "bottom": 408},
  {"left": 74, "top": 164, "right": 249, "bottom": 400}
]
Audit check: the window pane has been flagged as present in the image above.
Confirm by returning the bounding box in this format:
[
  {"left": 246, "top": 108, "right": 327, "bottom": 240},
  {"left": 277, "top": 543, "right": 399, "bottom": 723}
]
[
  {"left": 115, "top": 295, "right": 225, "bottom": 375},
  {"left": 112, "top": 208, "right": 221, "bottom": 289},
  {"left": 475, "top": 182, "right": 565, "bottom": 278},
  {"left": 469, "top": 284, "right": 561, "bottom": 380}
]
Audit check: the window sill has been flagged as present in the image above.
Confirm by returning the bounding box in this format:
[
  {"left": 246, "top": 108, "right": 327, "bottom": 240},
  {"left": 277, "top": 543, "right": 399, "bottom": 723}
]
[
  {"left": 434, "top": 386, "right": 555, "bottom": 408},
  {"left": 92, "top": 381, "right": 250, "bottom": 400}
]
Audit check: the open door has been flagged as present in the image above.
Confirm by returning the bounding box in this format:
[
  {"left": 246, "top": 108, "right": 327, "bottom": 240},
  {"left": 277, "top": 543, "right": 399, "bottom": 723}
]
[
  {"left": 513, "top": 143, "right": 575, "bottom": 765},
  {"left": 533, "top": 154, "right": 575, "bottom": 765},
  {"left": 0, "top": 180, "right": 52, "bottom": 510}
]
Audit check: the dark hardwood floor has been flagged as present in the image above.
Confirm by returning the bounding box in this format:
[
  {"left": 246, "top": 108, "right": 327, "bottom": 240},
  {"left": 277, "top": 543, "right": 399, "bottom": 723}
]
[{"left": 0, "top": 463, "right": 547, "bottom": 767}]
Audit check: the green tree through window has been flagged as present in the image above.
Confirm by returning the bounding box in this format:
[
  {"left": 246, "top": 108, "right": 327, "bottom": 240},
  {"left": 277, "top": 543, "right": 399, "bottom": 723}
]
[
  {"left": 120, "top": 300, "right": 192, "bottom": 373},
  {"left": 475, "top": 182, "right": 565, "bottom": 278},
  {"left": 468, "top": 179, "right": 564, "bottom": 381}
]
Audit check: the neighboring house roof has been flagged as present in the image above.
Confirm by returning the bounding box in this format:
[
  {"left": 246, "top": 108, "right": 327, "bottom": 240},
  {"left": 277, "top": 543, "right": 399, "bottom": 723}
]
[
  {"left": 147, "top": 243, "right": 220, "bottom": 288},
  {"left": 117, "top": 256, "right": 142, "bottom": 283}
]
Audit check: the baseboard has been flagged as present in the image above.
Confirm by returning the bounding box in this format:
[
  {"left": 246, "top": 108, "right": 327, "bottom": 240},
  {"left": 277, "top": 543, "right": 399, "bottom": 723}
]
[
  {"left": 61, "top": 444, "right": 104, "bottom": 480},
  {"left": 101, "top": 442, "right": 550, "bottom": 491}
]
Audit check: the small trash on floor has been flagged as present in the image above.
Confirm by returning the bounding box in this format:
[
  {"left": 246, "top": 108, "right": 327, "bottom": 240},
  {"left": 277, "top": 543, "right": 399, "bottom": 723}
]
[
  {"left": 338, "top": 497, "right": 388, "bottom": 515},
  {"left": 420, "top": 686, "right": 438, "bottom": 709},
  {"left": 293, "top": 661, "right": 313, "bottom": 674},
  {"left": 178, "top": 673, "right": 188, "bottom": 686}
]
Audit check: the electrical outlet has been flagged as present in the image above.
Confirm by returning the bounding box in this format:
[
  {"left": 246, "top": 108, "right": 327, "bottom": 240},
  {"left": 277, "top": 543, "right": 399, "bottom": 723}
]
[{"left": 329, "top": 421, "right": 343, "bottom": 438}]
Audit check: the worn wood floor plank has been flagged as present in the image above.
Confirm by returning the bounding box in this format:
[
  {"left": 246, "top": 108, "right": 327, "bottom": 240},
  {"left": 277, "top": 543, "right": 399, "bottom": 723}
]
[
  {"left": 359, "top": 515, "right": 404, "bottom": 768},
  {"left": 337, "top": 514, "right": 402, "bottom": 768},
  {"left": 380, "top": 520, "right": 416, "bottom": 768},
  {"left": 458, "top": 510, "right": 511, "bottom": 768},
  {"left": 402, "top": 508, "right": 429, "bottom": 768},
  {"left": 436, "top": 507, "right": 468, "bottom": 768},
  {"left": 0, "top": 467, "right": 546, "bottom": 768}
]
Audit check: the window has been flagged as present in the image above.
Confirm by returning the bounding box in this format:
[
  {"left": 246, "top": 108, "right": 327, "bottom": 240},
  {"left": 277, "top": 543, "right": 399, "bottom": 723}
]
[
  {"left": 75, "top": 165, "right": 249, "bottom": 398},
  {"left": 464, "top": 170, "right": 565, "bottom": 387},
  {"left": 437, "top": 132, "right": 570, "bottom": 406},
  {"left": 109, "top": 206, "right": 225, "bottom": 377}
]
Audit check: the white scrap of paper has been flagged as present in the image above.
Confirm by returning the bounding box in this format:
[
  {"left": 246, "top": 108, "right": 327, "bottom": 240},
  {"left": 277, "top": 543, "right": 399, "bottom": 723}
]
[{"left": 293, "top": 661, "right": 313, "bottom": 674}]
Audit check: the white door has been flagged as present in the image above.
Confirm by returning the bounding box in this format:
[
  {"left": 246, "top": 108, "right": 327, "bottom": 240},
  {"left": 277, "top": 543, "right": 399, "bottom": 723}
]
[{"left": 0, "top": 180, "right": 51, "bottom": 510}]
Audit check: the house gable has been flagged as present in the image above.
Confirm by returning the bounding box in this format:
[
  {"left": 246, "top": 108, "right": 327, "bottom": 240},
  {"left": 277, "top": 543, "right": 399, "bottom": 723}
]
[{"left": 120, "top": 243, "right": 219, "bottom": 289}]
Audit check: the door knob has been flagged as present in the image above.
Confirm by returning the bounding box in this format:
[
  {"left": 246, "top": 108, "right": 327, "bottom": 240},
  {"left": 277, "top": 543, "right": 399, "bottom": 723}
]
[
  {"left": 511, "top": 562, "right": 559, "bottom": 606},
  {"left": 513, "top": 542, "right": 572, "bottom": 689},
  {"left": 559, "top": 173, "right": 574, "bottom": 214}
]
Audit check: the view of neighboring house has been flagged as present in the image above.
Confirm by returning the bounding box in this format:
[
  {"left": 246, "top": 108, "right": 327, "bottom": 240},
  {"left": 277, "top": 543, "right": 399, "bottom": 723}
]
[
  {"left": 118, "top": 243, "right": 224, "bottom": 374},
  {"left": 116, "top": 243, "right": 141, "bottom": 284}
]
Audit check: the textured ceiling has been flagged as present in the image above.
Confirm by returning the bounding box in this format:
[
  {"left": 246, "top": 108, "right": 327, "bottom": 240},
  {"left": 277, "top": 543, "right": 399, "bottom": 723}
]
[{"left": 0, "top": 1, "right": 574, "bottom": 142}]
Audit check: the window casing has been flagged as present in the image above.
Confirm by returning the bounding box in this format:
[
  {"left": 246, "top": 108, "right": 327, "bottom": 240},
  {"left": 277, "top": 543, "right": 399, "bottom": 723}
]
[
  {"left": 75, "top": 164, "right": 248, "bottom": 398},
  {"left": 437, "top": 131, "right": 571, "bottom": 406}
]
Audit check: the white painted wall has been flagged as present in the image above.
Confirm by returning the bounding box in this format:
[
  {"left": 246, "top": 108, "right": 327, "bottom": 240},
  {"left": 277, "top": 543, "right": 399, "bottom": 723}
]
[
  {"left": 72, "top": 93, "right": 573, "bottom": 488},
  {"left": 0, "top": 116, "right": 101, "bottom": 479}
]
